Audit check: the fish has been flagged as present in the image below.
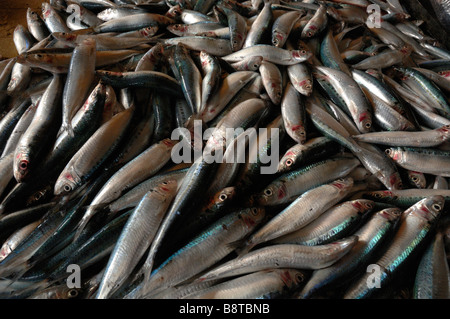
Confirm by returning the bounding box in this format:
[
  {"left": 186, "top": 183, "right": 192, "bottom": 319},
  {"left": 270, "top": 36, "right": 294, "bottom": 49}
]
[
  {"left": 243, "top": 178, "right": 355, "bottom": 253},
  {"left": 189, "top": 268, "right": 306, "bottom": 299},
  {"left": 385, "top": 147, "right": 450, "bottom": 177},
  {"left": 197, "top": 236, "right": 358, "bottom": 282},
  {"left": 353, "top": 125, "right": 450, "bottom": 147},
  {"left": 61, "top": 38, "right": 97, "bottom": 137},
  {"left": 95, "top": 180, "right": 178, "bottom": 299},
  {"left": 413, "top": 232, "right": 450, "bottom": 299},
  {"left": 13, "top": 75, "right": 63, "bottom": 182},
  {"left": 297, "top": 207, "right": 402, "bottom": 299},
  {"left": 342, "top": 196, "right": 445, "bottom": 299},
  {"left": 257, "top": 157, "right": 360, "bottom": 207},
  {"left": 128, "top": 207, "right": 266, "bottom": 298}
]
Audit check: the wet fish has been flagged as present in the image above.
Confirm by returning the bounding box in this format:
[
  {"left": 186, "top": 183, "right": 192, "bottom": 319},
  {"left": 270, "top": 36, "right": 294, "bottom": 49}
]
[{"left": 343, "top": 196, "right": 444, "bottom": 299}]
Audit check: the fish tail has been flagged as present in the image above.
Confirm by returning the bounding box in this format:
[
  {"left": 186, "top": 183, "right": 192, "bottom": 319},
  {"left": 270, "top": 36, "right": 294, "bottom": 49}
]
[
  {"left": 73, "top": 213, "right": 93, "bottom": 242},
  {"left": 61, "top": 121, "right": 75, "bottom": 138},
  {"left": 227, "top": 238, "right": 254, "bottom": 257}
]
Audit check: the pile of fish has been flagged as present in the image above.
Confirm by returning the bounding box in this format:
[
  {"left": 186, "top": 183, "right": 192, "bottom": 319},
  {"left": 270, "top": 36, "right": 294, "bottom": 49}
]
[{"left": 0, "top": 0, "right": 449, "bottom": 299}]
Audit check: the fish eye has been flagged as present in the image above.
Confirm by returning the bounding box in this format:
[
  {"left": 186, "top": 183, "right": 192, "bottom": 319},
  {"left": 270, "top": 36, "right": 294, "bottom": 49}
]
[
  {"left": 374, "top": 193, "right": 382, "bottom": 198},
  {"left": 364, "top": 122, "right": 372, "bottom": 129},
  {"left": 285, "top": 159, "right": 293, "bottom": 166},
  {"left": 63, "top": 184, "right": 72, "bottom": 193},
  {"left": 300, "top": 50, "right": 306, "bottom": 54},
  {"left": 19, "top": 161, "right": 28, "bottom": 170},
  {"left": 264, "top": 189, "right": 273, "bottom": 196},
  {"left": 251, "top": 207, "right": 258, "bottom": 215},
  {"left": 366, "top": 203, "right": 374, "bottom": 209},
  {"left": 385, "top": 149, "right": 392, "bottom": 156},
  {"left": 67, "top": 289, "right": 78, "bottom": 298},
  {"left": 411, "top": 176, "right": 418, "bottom": 182},
  {"left": 295, "top": 273, "right": 304, "bottom": 282},
  {"left": 219, "top": 194, "right": 228, "bottom": 201},
  {"left": 432, "top": 203, "right": 442, "bottom": 211},
  {"left": 253, "top": 64, "right": 259, "bottom": 69}
]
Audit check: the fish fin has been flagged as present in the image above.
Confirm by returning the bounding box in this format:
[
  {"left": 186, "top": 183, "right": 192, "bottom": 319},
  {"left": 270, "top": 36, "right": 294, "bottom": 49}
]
[
  {"left": 226, "top": 238, "right": 254, "bottom": 257},
  {"left": 72, "top": 213, "right": 93, "bottom": 242},
  {"left": 73, "top": 27, "right": 95, "bottom": 35},
  {"left": 61, "top": 121, "right": 75, "bottom": 138}
]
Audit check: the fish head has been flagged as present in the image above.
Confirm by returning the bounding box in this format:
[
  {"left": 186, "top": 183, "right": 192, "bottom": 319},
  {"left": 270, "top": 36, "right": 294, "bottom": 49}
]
[
  {"left": 379, "top": 207, "right": 403, "bottom": 222},
  {"left": 407, "top": 171, "right": 426, "bottom": 189},
  {"left": 351, "top": 199, "right": 375, "bottom": 214},
  {"left": 439, "top": 70, "right": 450, "bottom": 78},
  {"left": 26, "top": 8, "right": 41, "bottom": 23},
  {"left": 167, "top": 24, "right": 187, "bottom": 36},
  {"left": 13, "top": 152, "right": 30, "bottom": 183},
  {"left": 279, "top": 269, "right": 306, "bottom": 288},
  {"left": 291, "top": 49, "right": 313, "bottom": 62},
  {"left": 204, "top": 186, "right": 236, "bottom": 212},
  {"left": 357, "top": 111, "right": 373, "bottom": 133},
  {"left": 399, "top": 44, "right": 413, "bottom": 56},
  {"left": 297, "top": 79, "right": 313, "bottom": 96},
  {"left": 387, "top": 172, "right": 403, "bottom": 190},
  {"left": 31, "top": 286, "right": 82, "bottom": 299},
  {"left": 267, "top": 82, "right": 283, "bottom": 105},
  {"left": 213, "top": 186, "right": 236, "bottom": 205},
  {"left": 409, "top": 195, "right": 445, "bottom": 222},
  {"left": 140, "top": 26, "right": 159, "bottom": 38},
  {"left": 241, "top": 207, "right": 265, "bottom": 229},
  {"left": 272, "top": 31, "right": 286, "bottom": 48},
  {"left": 0, "top": 244, "right": 12, "bottom": 262},
  {"left": 24, "top": 52, "right": 51, "bottom": 64},
  {"left": 54, "top": 169, "right": 79, "bottom": 196},
  {"left": 245, "top": 56, "right": 263, "bottom": 71},
  {"left": 52, "top": 32, "right": 77, "bottom": 42},
  {"left": 277, "top": 148, "right": 302, "bottom": 173},
  {"left": 199, "top": 50, "right": 212, "bottom": 65},
  {"left": 301, "top": 25, "right": 318, "bottom": 39},
  {"left": 257, "top": 182, "right": 285, "bottom": 206},
  {"left": 97, "top": 8, "right": 113, "bottom": 21},
  {"left": 438, "top": 124, "right": 450, "bottom": 141},
  {"left": 365, "top": 190, "right": 395, "bottom": 202},
  {"left": 384, "top": 147, "right": 402, "bottom": 162},
  {"left": 330, "top": 177, "right": 354, "bottom": 193},
  {"left": 288, "top": 123, "right": 307, "bottom": 144},
  {"left": 166, "top": 5, "right": 182, "bottom": 19},
  {"left": 41, "top": 2, "right": 53, "bottom": 18},
  {"left": 155, "top": 179, "right": 178, "bottom": 197},
  {"left": 27, "top": 185, "right": 53, "bottom": 207}
]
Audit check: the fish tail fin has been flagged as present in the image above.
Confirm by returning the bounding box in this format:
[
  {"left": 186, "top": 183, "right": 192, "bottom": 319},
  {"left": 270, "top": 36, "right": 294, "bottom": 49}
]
[
  {"left": 227, "top": 238, "right": 254, "bottom": 258},
  {"left": 73, "top": 211, "right": 95, "bottom": 242}
]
